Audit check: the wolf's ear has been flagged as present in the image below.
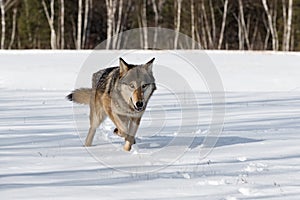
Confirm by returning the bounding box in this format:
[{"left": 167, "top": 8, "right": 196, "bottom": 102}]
[
  {"left": 119, "top": 58, "right": 129, "bottom": 76},
  {"left": 144, "top": 58, "right": 155, "bottom": 73}
]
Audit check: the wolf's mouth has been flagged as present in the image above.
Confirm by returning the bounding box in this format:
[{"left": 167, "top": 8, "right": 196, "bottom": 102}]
[{"left": 135, "top": 106, "right": 143, "bottom": 112}]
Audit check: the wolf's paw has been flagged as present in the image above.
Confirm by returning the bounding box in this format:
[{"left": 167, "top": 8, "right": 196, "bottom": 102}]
[
  {"left": 123, "top": 135, "right": 136, "bottom": 151},
  {"left": 84, "top": 143, "right": 92, "bottom": 147},
  {"left": 113, "top": 128, "right": 119, "bottom": 134},
  {"left": 123, "top": 140, "right": 132, "bottom": 151}
]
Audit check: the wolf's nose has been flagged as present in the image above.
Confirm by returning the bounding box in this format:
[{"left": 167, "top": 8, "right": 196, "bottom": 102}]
[{"left": 136, "top": 101, "right": 143, "bottom": 108}]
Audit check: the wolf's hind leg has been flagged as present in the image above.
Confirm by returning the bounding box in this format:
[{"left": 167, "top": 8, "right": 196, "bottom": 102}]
[{"left": 85, "top": 107, "right": 106, "bottom": 147}]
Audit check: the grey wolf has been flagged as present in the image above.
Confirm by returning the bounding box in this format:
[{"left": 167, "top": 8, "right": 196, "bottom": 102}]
[{"left": 67, "top": 58, "right": 156, "bottom": 151}]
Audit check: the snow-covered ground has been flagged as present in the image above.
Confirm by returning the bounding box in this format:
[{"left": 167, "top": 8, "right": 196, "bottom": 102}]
[{"left": 1, "top": 50, "right": 300, "bottom": 199}]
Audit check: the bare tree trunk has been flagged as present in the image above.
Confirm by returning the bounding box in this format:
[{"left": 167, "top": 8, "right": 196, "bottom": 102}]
[
  {"left": 273, "top": 0, "right": 279, "bottom": 50},
  {"left": 238, "top": 0, "right": 250, "bottom": 49},
  {"left": 105, "top": 0, "right": 111, "bottom": 49},
  {"left": 138, "top": 15, "right": 143, "bottom": 48},
  {"left": 0, "top": 0, "right": 5, "bottom": 49},
  {"left": 286, "top": 0, "right": 293, "bottom": 51},
  {"left": 60, "top": 0, "right": 65, "bottom": 49},
  {"left": 195, "top": 30, "right": 201, "bottom": 48},
  {"left": 191, "top": 0, "right": 195, "bottom": 49},
  {"left": 200, "top": 13, "right": 207, "bottom": 49},
  {"left": 233, "top": 12, "right": 244, "bottom": 50},
  {"left": 209, "top": 0, "right": 216, "bottom": 44},
  {"left": 151, "top": 0, "right": 159, "bottom": 49},
  {"left": 264, "top": 28, "right": 270, "bottom": 50},
  {"left": 218, "top": 0, "right": 228, "bottom": 50},
  {"left": 237, "top": 13, "right": 244, "bottom": 50},
  {"left": 71, "top": 18, "right": 76, "bottom": 48},
  {"left": 262, "top": 0, "right": 278, "bottom": 50},
  {"left": 42, "top": 0, "right": 57, "bottom": 49},
  {"left": 201, "top": 0, "right": 213, "bottom": 48},
  {"left": 105, "top": 0, "right": 117, "bottom": 49},
  {"left": 282, "top": 0, "right": 287, "bottom": 50},
  {"left": 141, "top": 0, "right": 148, "bottom": 49},
  {"left": 24, "top": 0, "right": 32, "bottom": 45},
  {"left": 82, "top": 0, "right": 90, "bottom": 49},
  {"left": 250, "top": 20, "right": 258, "bottom": 50},
  {"left": 174, "top": 0, "right": 182, "bottom": 49},
  {"left": 76, "top": 0, "right": 82, "bottom": 49},
  {"left": 114, "top": 0, "right": 122, "bottom": 36},
  {"left": 194, "top": 4, "right": 202, "bottom": 48},
  {"left": 8, "top": 7, "right": 17, "bottom": 49},
  {"left": 291, "top": 26, "right": 294, "bottom": 50},
  {"left": 112, "top": 0, "right": 122, "bottom": 49},
  {"left": 50, "top": 0, "right": 56, "bottom": 49},
  {"left": 117, "top": 0, "right": 131, "bottom": 49}
]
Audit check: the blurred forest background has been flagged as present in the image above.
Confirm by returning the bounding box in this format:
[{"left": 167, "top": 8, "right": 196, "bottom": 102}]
[{"left": 0, "top": 0, "right": 299, "bottom": 50}]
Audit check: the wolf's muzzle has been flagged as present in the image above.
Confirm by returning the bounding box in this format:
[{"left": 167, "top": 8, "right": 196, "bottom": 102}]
[
  {"left": 136, "top": 101, "right": 144, "bottom": 109},
  {"left": 132, "top": 99, "right": 144, "bottom": 112}
]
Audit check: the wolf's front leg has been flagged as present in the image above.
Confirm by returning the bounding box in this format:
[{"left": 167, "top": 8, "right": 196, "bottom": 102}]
[
  {"left": 109, "top": 114, "right": 129, "bottom": 137},
  {"left": 124, "top": 117, "right": 141, "bottom": 151}
]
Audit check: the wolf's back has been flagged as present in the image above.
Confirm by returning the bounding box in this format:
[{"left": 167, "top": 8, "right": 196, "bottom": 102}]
[
  {"left": 67, "top": 88, "right": 92, "bottom": 105},
  {"left": 67, "top": 66, "right": 118, "bottom": 105},
  {"left": 92, "top": 67, "right": 118, "bottom": 89}
]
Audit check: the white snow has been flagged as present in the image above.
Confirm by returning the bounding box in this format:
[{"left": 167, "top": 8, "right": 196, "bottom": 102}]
[{"left": 1, "top": 50, "right": 300, "bottom": 199}]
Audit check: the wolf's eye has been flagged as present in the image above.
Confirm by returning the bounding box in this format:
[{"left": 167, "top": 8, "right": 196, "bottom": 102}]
[{"left": 142, "top": 84, "right": 148, "bottom": 89}]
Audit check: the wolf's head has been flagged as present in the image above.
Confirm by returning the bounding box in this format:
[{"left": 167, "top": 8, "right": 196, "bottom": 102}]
[{"left": 118, "top": 58, "right": 156, "bottom": 112}]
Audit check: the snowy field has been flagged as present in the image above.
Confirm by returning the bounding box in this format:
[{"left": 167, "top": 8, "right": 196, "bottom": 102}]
[{"left": 1, "top": 50, "right": 300, "bottom": 199}]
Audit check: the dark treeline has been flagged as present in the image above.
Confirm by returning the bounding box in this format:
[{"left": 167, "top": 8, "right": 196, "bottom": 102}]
[{"left": 0, "top": 0, "right": 299, "bottom": 50}]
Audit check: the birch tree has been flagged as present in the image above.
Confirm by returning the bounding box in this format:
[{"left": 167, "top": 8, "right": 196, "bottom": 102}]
[
  {"left": 282, "top": 0, "right": 287, "bottom": 48},
  {"left": 262, "top": 0, "right": 278, "bottom": 50},
  {"left": 42, "top": 0, "right": 57, "bottom": 49},
  {"left": 150, "top": 0, "right": 165, "bottom": 48},
  {"left": 8, "top": 7, "right": 17, "bottom": 49},
  {"left": 174, "top": 0, "right": 182, "bottom": 49},
  {"left": 60, "top": 0, "right": 64, "bottom": 49},
  {"left": 190, "top": 0, "right": 195, "bottom": 49},
  {"left": 286, "top": 0, "right": 293, "bottom": 51},
  {"left": 105, "top": 0, "right": 116, "bottom": 49},
  {"left": 209, "top": 0, "right": 216, "bottom": 44},
  {"left": 199, "top": 12, "right": 208, "bottom": 49},
  {"left": 141, "top": 0, "right": 148, "bottom": 49},
  {"left": 282, "top": 0, "right": 293, "bottom": 51},
  {"left": 105, "top": 0, "right": 125, "bottom": 49},
  {"left": 151, "top": 0, "right": 159, "bottom": 48},
  {"left": 76, "top": 0, "right": 82, "bottom": 49},
  {"left": 238, "top": 0, "right": 250, "bottom": 49},
  {"left": 82, "top": 0, "right": 90, "bottom": 49},
  {"left": 0, "top": 0, "right": 5, "bottom": 49},
  {"left": 218, "top": 0, "right": 228, "bottom": 50},
  {"left": 201, "top": 0, "right": 213, "bottom": 48},
  {"left": 0, "top": 0, "right": 18, "bottom": 49},
  {"left": 112, "top": 0, "right": 122, "bottom": 49},
  {"left": 237, "top": 12, "right": 244, "bottom": 50}
]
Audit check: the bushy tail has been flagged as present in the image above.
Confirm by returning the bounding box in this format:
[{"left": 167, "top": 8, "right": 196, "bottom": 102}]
[{"left": 66, "top": 88, "right": 92, "bottom": 105}]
